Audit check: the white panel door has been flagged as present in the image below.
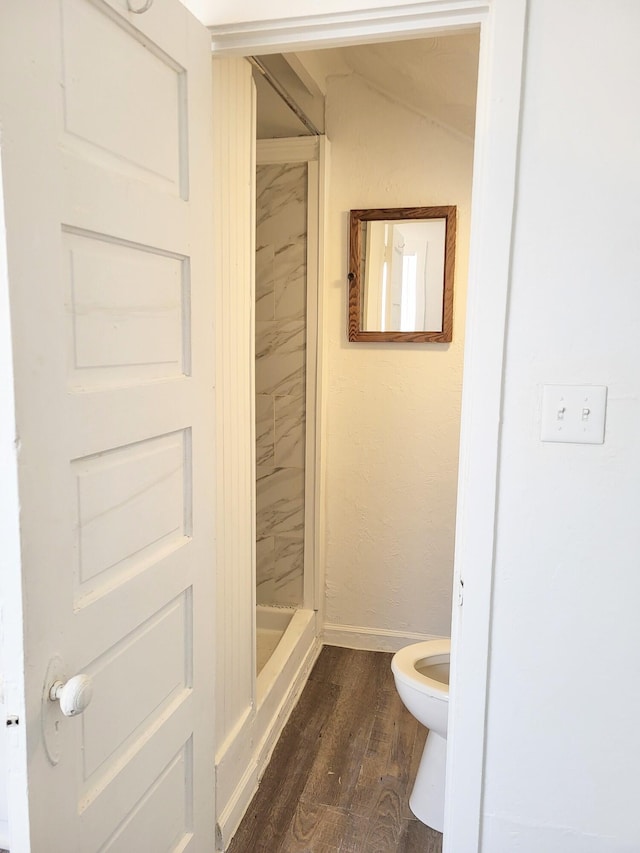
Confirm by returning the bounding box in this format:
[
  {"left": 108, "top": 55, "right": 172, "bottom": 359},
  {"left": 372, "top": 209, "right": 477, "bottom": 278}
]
[{"left": 0, "top": 1, "right": 215, "bottom": 850}]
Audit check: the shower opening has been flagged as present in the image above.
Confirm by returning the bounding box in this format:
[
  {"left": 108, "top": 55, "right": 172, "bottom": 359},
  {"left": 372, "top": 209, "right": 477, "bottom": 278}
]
[
  {"left": 251, "top": 50, "right": 325, "bottom": 685},
  {"left": 255, "top": 154, "right": 309, "bottom": 679},
  {"left": 252, "top": 49, "right": 326, "bottom": 677}
]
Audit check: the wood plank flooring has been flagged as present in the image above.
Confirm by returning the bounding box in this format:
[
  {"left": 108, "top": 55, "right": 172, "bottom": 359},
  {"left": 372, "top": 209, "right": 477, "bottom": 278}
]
[{"left": 227, "top": 646, "right": 443, "bottom": 853}]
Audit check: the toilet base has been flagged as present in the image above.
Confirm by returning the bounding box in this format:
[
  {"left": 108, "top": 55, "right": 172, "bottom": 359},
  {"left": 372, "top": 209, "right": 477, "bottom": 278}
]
[{"left": 409, "top": 729, "right": 446, "bottom": 833}]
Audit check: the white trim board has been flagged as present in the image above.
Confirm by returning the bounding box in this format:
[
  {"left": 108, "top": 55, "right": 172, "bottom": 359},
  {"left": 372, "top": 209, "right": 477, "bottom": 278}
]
[
  {"left": 313, "top": 137, "right": 330, "bottom": 624},
  {"left": 256, "top": 137, "right": 319, "bottom": 163},
  {"left": 0, "top": 141, "right": 29, "bottom": 853},
  {"left": 323, "top": 623, "right": 447, "bottom": 653},
  {"left": 209, "top": 2, "right": 489, "bottom": 55},
  {"left": 208, "top": 2, "right": 527, "bottom": 850}
]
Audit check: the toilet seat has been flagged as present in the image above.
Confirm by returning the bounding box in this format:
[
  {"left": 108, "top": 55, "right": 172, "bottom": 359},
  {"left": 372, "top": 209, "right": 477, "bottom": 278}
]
[{"left": 391, "top": 639, "right": 450, "bottom": 697}]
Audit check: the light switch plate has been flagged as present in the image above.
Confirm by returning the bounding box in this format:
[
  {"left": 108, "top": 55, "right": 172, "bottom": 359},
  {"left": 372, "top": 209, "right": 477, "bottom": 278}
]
[{"left": 541, "top": 385, "right": 607, "bottom": 444}]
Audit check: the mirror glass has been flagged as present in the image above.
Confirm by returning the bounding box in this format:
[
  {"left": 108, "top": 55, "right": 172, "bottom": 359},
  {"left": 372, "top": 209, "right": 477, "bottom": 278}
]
[
  {"left": 349, "top": 206, "right": 456, "bottom": 343},
  {"left": 361, "top": 219, "right": 446, "bottom": 333}
]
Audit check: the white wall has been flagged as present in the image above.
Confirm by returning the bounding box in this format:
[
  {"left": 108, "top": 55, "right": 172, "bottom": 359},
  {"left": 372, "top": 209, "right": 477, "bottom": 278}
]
[
  {"left": 323, "top": 73, "right": 473, "bottom": 644},
  {"left": 482, "top": 1, "right": 640, "bottom": 849}
]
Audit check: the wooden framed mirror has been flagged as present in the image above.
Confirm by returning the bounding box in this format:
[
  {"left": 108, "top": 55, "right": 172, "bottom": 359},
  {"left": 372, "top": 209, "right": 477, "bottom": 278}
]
[{"left": 348, "top": 206, "right": 456, "bottom": 343}]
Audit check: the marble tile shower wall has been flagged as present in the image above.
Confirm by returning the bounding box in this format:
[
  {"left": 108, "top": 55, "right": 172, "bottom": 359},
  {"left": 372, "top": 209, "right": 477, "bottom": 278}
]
[{"left": 255, "top": 163, "right": 308, "bottom": 607}]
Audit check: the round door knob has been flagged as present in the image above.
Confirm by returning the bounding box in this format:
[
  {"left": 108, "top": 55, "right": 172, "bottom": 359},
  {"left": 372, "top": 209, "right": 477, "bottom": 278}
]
[{"left": 49, "top": 674, "right": 93, "bottom": 717}]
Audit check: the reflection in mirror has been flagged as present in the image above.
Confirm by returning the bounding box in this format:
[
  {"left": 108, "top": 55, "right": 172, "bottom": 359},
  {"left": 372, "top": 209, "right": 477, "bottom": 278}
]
[
  {"left": 362, "top": 219, "right": 447, "bottom": 333},
  {"left": 349, "top": 206, "right": 456, "bottom": 342}
]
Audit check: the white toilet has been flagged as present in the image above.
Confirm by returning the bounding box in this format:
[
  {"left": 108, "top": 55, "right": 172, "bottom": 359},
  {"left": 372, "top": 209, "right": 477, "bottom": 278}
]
[{"left": 391, "top": 639, "right": 450, "bottom": 833}]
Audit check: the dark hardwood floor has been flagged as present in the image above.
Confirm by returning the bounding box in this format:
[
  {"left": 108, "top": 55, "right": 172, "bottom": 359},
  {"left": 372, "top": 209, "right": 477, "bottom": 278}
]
[{"left": 227, "top": 646, "right": 443, "bottom": 853}]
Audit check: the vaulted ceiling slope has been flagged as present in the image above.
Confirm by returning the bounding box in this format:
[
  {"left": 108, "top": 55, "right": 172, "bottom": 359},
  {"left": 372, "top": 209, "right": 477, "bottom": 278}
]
[{"left": 255, "top": 32, "right": 480, "bottom": 140}]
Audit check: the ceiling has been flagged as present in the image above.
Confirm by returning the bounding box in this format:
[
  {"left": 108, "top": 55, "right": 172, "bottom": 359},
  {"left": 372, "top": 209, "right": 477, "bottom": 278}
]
[{"left": 255, "top": 31, "right": 480, "bottom": 140}]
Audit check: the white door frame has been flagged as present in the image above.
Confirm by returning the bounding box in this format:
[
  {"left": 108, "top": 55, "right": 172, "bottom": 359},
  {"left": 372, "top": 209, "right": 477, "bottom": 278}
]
[
  {"left": 0, "top": 148, "right": 29, "bottom": 853},
  {"left": 209, "top": 2, "right": 527, "bottom": 850}
]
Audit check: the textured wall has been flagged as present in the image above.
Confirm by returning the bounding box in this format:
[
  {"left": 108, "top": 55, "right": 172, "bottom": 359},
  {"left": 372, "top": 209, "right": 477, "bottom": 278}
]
[
  {"left": 323, "top": 73, "right": 474, "bottom": 640},
  {"left": 255, "top": 163, "right": 308, "bottom": 607}
]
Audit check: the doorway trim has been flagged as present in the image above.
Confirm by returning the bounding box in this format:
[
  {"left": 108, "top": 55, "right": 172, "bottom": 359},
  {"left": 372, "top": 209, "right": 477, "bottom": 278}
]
[
  {"left": 209, "top": 1, "right": 492, "bottom": 55},
  {"left": 210, "top": 1, "right": 527, "bottom": 850}
]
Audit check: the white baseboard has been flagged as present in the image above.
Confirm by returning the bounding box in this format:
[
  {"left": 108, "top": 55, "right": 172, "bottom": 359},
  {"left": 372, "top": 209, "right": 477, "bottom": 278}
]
[
  {"left": 323, "top": 622, "right": 447, "bottom": 653},
  {"left": 215, "top": 616, "right": 322, "bottom": 851}
]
